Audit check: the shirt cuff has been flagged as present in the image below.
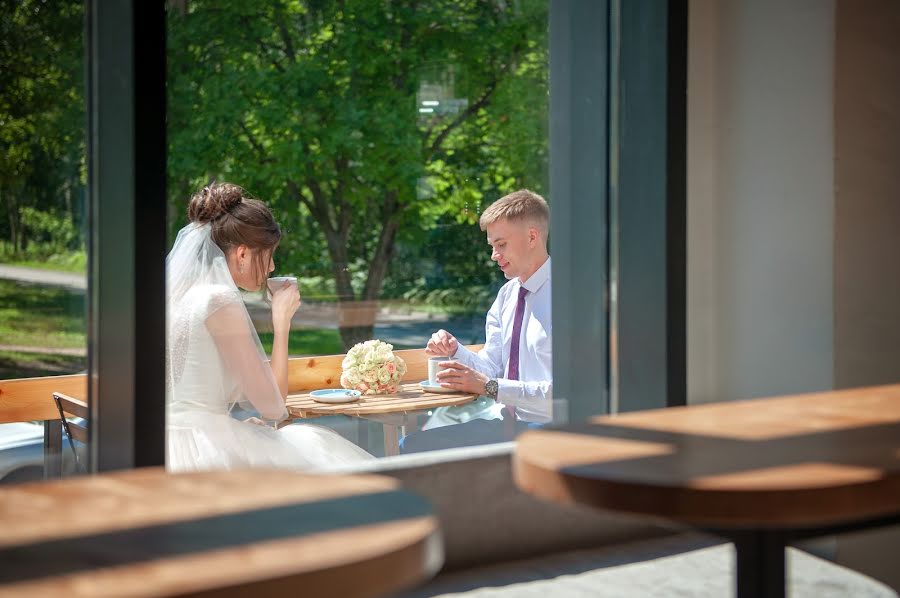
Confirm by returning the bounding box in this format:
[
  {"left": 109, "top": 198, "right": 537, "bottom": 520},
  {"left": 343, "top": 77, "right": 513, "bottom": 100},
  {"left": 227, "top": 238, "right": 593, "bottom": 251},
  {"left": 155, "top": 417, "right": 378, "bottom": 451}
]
[
  {"left": 452, "top": 343, "right": 476, "bottom": 365},
  {"left": 495, "top": 378, "right": 520, "bottom": 405}
]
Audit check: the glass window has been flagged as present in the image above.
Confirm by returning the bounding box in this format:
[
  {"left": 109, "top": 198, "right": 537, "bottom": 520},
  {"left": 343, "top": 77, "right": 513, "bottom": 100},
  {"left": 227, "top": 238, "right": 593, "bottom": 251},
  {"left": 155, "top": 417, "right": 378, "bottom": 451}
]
[
  {"left": 165, "top": 1, "right": 549, "bottom": 460},
  {"left": 0, "top": 0, "right": 88, "bottom": 482}
]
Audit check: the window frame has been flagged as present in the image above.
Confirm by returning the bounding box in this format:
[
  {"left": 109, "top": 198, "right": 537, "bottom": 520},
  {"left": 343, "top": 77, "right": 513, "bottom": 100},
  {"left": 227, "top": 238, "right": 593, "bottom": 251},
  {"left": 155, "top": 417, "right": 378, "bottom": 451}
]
[
  {"left": 86, "top": 0, "right": 166, "bottom": 471},
  {"left": 87, "top": 0, "right": 686, "bottom": 471}
]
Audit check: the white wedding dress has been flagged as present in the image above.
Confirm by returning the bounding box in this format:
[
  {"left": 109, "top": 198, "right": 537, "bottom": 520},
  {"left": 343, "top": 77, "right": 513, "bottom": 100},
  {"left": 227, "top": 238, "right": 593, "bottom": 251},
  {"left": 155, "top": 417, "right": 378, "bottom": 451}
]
[{"left": 165, "top": 223, "right": 373, "bottom": 472}]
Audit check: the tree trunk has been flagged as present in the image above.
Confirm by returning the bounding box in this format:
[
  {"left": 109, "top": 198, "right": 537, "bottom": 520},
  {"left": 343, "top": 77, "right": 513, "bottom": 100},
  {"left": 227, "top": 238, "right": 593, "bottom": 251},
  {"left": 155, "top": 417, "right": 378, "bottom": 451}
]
[
  {"left": 3, "top": 187, "right": 19, "bottom": 252},
  {"left": 341, "top": 212, "right": 402, "bottom": 349},
  {"left": 322, "top": 228, "right": 377, "bottom": 349},
  {"left": 362, "top": 193, "right": 402, "bottom": 302}
]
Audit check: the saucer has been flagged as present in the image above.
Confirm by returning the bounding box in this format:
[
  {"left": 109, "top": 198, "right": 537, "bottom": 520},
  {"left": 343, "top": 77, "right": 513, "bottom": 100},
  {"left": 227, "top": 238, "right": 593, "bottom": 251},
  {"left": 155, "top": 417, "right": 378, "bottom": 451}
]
[
  {"left": 309, "top": 389, "right": 361, "bottom": 403},
  {"left": 419, "top": 380, "right": 457, "bottom": 394}
]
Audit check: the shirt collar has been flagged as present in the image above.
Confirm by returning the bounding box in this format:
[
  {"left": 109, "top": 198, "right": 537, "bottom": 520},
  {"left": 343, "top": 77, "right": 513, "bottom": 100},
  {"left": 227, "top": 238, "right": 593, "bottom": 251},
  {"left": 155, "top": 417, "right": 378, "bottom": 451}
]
[{"left": 520, "top": 256, "right": 551, "bottom": 294}]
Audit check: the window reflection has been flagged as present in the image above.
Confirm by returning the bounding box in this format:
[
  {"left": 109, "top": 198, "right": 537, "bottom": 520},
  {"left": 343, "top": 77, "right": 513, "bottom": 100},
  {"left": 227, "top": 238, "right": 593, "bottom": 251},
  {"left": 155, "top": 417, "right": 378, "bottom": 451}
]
[{"left": 166, "top": 1, "right": 548, "bottom": 458}]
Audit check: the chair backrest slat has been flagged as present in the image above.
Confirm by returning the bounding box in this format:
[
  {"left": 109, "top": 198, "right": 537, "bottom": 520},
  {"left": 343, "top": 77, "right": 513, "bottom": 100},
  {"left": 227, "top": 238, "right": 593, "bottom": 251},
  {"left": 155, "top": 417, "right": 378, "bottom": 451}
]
[{"left": 53, "top": 393, "right": 88, "bottom": 420}]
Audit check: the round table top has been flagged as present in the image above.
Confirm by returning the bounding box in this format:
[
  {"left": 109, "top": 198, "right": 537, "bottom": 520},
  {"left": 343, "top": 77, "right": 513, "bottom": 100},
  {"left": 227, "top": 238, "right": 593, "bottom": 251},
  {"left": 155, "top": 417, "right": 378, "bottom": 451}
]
[
  {"left": 514, "top": 385, "right": 900, "bottom": 528},
  {"left": 287, "top": 382, "right": 478, "bottom": 418},
  {"left": 0, "top": 468, "right": 443, "bottom": 598}
]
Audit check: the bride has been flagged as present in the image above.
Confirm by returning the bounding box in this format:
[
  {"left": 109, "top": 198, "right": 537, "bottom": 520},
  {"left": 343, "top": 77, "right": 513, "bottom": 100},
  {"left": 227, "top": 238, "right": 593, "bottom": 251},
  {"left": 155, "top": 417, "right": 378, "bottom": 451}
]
[{"left": 166, "top": 182, "right": 373, "bottom": 471}]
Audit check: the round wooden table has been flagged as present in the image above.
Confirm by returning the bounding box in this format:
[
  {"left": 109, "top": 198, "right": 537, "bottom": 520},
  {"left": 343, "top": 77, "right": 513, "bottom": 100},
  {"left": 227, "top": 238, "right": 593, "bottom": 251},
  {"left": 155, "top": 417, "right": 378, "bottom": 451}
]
[
  {"left": 0, "top": 467, "right": 443, "bottom": 598},
  {"left": 514, "top": 385, "right": 900, "bottom": 598},
  {"left": 287, "top": 382, "right": 479, "bottom": 456}
]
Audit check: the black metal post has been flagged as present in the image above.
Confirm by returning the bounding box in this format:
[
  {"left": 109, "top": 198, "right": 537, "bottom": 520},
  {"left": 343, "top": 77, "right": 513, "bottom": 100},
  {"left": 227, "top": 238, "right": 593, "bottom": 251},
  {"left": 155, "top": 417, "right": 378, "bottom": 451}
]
[
  {"left": 86, "top": 0, "right": 166, "bottom": 471},
  {"left": 612, "top": 0, "right": 688, "bottom": 413},
  {"left": 732, "top": 530, "right": 787, "bottom": 598}
]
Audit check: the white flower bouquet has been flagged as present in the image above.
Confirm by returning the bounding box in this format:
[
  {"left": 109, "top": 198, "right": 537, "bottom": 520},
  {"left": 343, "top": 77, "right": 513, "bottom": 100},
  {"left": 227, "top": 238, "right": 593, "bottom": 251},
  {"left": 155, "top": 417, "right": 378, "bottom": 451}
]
[{"left": 340, "top": 339, "right": 408, "bottom": 395}]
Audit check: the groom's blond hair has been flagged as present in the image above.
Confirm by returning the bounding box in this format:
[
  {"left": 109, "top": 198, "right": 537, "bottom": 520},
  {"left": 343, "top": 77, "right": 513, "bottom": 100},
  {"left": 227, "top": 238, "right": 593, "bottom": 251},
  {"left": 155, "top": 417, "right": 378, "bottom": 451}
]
[{"left": 479, "top": 189, "right": 549, "bottom": 239}]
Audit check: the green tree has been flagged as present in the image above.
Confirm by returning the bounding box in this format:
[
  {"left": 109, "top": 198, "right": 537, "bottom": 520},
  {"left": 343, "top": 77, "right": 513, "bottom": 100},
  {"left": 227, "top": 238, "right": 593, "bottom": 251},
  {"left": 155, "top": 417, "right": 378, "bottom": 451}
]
[
  {"left": 167, "top": 0, "right": 547, "bottom": 348},
  {"left": 0, "top": 0, "right": 85, "bottom": 253}
]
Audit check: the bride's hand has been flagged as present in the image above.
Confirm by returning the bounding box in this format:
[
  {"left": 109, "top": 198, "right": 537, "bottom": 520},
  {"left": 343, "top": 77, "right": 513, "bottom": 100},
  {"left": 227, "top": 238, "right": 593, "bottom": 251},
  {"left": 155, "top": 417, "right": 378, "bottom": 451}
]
[{"left": 271, "top": 281, "right": 301, "bottom": 330}]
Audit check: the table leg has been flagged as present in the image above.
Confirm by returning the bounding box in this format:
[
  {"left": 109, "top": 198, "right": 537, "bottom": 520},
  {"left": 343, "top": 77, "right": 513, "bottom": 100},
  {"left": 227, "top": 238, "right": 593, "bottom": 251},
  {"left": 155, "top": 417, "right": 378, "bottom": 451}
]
[
  {"left": 356, "top": 418, "right": 369, "bottom": 451},
  {"left": 732, "top": 530, "right": 786, "bottom": 598},
  {"left": 383, "top": 424, "right": 400, "bottom": 457}
]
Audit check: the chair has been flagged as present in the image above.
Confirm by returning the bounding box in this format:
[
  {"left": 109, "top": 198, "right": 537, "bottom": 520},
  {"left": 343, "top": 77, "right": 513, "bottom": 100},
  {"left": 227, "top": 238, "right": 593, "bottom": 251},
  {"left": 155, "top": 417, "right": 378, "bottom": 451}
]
[{"left": 44, "top": 392, "right": 88, "bottom": 477}]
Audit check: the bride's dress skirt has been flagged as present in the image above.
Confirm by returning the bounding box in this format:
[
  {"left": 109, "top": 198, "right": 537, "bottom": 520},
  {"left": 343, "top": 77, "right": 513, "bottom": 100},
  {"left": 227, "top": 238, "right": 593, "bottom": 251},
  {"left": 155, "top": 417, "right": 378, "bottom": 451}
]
[{"left": 167, "top": 411, "right": 374, "bottom": 472}]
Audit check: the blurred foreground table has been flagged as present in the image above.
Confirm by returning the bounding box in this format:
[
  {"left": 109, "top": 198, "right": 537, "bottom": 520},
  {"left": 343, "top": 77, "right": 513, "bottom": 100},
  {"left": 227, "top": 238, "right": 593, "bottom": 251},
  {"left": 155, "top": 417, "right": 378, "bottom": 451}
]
[
  {"left": 0, "top": 468, "right": 443, "bottom": 598},
  {"left": 514, "top": 385, "right": 900, "bottom": 598}
]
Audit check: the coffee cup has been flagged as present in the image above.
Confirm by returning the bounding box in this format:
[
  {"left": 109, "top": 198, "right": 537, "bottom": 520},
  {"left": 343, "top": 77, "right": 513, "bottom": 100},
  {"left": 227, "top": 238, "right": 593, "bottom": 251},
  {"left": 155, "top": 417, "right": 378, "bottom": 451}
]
[
  {"left": 267, "top": 276, "right": 298, "bottom": 297},
  {"left": 428, "top": 356, "right": 453, "bottom": 384}
]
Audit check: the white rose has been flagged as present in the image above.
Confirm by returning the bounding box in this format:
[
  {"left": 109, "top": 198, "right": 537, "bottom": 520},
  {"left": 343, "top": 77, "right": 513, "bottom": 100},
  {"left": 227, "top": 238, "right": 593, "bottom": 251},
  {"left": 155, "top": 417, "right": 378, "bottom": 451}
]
[{"left": 347, "top": 371, "right": 362, "bottom": 387}]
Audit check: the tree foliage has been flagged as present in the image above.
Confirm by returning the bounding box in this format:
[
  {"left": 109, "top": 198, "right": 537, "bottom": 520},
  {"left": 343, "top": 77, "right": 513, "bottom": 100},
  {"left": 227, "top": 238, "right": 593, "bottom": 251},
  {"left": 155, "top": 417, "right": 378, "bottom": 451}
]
[
  {"left": 167, "top": 0, "right": 548, "bottom": 347},
  {"left": 0, "top": 1, "right": 548, "bottom": 351},
  {"left": 0, "top": 0, "right": 85, "bottom": 254}
]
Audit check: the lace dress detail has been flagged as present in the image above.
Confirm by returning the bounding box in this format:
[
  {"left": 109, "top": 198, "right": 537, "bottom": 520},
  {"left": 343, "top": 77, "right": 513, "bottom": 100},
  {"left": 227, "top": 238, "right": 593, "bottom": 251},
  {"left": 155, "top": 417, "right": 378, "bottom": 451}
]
[{"left": 166, "top": 283, "right": 373, "bottom": 472}]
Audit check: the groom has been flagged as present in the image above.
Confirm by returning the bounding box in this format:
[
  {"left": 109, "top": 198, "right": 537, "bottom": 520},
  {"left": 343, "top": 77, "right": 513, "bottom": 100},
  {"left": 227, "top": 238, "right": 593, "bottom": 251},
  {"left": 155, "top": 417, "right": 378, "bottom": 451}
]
[{"left": 400, "top": 189, "right": 552, "bottom": 453}]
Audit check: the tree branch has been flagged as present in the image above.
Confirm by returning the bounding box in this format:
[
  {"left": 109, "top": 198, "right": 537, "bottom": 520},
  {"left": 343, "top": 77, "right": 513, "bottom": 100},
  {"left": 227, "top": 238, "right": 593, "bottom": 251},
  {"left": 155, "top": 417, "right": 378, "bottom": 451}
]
[
  {"left": 362, "top": 191, "right": 402, "bottom": 301},
  {"left": 257, "top": 40, "right": 286, "bottom": 73},
  {"left": 286, "top": 179, "right": 317, "bottom": 219},
  {"left": 305, "top": 176, "right": 337, "bottom": 234},
  {"left": 276, "top": 17, "right": 297, "bottom": 63},
  {"left": 333, "top": 155, "right": 352, "bottom": 236},
  {"left": 425, "top": 78, "right": 499, "bottom": 161},
  {"left": 238, "top": 121, "right": 266, "bottom": 156}
]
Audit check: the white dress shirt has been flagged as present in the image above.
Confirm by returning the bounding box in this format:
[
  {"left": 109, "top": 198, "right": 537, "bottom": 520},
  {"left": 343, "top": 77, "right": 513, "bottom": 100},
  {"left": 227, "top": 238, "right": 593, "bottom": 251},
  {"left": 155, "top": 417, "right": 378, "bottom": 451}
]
[{"left": 453, "top": 257, "right": 552, "bottom": 423}]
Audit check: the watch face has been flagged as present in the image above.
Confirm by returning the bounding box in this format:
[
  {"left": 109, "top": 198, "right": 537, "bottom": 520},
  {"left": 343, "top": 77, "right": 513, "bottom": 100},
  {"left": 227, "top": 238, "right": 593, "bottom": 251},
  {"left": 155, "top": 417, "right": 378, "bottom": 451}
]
[{"left": 485, "top": 379, "right": 498, "bottom": 398}]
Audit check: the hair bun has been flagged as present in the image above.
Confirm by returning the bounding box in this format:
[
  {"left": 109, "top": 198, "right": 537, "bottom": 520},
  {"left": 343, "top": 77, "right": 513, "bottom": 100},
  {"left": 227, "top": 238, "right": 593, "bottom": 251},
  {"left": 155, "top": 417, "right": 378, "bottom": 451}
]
[{"left": 187, "top": 182, "right": 245, "bottom": 223}]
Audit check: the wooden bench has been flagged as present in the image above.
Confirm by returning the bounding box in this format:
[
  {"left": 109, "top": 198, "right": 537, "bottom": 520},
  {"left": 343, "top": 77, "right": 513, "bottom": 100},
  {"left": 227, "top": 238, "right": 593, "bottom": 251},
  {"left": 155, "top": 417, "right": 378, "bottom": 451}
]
[{"left": 284, "top": 346, "right": 482, "bottom": 392}]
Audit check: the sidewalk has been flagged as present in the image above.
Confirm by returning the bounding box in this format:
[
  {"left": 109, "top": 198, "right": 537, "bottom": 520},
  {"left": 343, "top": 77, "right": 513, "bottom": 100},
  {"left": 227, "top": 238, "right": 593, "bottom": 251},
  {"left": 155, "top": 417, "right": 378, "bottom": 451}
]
[
  {"left": 0, "top": 264, "right": 85, "bottom": 290},
  {"left": 244, "top": 296, "right": 485, "bottom": 347}
]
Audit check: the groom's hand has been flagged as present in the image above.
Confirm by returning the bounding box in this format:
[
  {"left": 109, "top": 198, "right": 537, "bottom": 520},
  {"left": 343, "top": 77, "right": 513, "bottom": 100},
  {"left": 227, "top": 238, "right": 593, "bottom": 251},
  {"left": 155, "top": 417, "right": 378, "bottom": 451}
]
[
  {"left": 426, "top": 329, "right": 458, "bottom": 357},
  {"left": 435, "top": 361, "right": 489, "bottom": 395}
]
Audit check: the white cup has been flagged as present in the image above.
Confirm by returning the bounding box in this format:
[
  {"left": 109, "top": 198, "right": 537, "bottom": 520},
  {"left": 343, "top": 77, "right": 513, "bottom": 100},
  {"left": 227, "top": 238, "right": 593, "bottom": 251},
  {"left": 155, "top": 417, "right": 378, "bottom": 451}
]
[
  {"left": 428, "top": 356, "right": 453, "bottom": 384},
  {"left": 267, "top": 276, "right": 298, "bottom": 296}
]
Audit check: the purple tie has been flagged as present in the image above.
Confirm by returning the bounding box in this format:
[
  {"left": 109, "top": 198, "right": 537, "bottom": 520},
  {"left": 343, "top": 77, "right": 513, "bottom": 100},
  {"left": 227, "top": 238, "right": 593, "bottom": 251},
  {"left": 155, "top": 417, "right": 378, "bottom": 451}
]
[{"left": 505, "top": 286, "right": 529, "bottom": 422}]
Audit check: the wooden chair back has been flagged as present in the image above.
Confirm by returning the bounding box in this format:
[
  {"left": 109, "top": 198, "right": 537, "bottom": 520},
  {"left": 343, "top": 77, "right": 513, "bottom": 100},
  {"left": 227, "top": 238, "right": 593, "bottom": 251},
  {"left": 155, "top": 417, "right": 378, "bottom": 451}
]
[{"left": 48, "top": 392, "right": 88, "bottom": 476}]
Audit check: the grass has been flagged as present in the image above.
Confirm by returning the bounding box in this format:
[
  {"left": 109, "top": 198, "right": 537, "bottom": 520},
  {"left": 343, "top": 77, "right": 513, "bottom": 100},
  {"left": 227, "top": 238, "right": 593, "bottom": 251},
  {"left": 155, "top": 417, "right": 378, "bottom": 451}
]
[
  {"left": 0, "top": 280, "right": 87, "bottom": 350},
  {"left": 256, "top": 328, "right": 345, "bottom": 357}
]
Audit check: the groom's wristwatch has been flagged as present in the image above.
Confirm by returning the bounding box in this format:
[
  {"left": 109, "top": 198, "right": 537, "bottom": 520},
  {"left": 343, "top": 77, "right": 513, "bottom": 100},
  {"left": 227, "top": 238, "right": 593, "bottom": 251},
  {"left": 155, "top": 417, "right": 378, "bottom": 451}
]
[{"left": 484, "top": 379, "right": 499, "bottom": 399}]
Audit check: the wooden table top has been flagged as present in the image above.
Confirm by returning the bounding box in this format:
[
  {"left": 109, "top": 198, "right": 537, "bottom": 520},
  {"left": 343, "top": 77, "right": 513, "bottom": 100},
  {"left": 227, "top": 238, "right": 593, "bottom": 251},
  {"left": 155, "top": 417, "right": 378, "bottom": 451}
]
[
  {"left": 514, "top": 384, "right": 900, "bottom": 528},
  {"left": 287, "top": 382, "right": 478, "bottom": 419},
  {"left": 0, "top": 468, "right": 443, "bottom": 598}
]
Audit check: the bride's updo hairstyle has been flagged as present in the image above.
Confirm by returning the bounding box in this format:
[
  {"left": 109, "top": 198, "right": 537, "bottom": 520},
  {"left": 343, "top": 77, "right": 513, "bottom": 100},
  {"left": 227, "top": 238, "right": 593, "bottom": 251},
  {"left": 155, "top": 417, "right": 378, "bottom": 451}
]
[{"left": 188, "top": 182, "right": 281, "bottom": 282}]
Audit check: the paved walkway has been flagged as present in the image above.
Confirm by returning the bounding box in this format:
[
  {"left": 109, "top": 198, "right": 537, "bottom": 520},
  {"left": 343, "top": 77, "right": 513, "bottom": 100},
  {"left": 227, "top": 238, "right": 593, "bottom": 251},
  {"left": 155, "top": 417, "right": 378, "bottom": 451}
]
[
  {"left": 245, "top": 297, "right": 484, "bottom": 347},
  {"left": 0, "top": 264, "right": 85, "bottom": 290},
  {"left": 0, "top": 344, "right": 87, "bottom": 357}
]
